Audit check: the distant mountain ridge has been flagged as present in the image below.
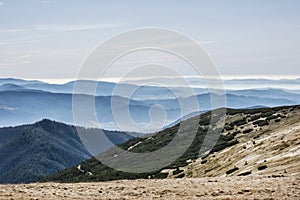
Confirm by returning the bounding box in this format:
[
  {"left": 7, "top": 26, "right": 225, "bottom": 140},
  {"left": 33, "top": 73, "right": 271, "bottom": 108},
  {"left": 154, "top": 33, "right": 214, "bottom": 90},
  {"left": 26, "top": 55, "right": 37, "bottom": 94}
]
[
  {"left": 0, "top": 78, "right": 300, "bottom": 131},
  {"left": 0, "top": 89, "right": 297, "bottom": 130},
  {"left": 0, "top": 83, "right": 25, "bottom": 91},
  {"left": 1, "top": 78, "right": 300, "bottom": 97}
]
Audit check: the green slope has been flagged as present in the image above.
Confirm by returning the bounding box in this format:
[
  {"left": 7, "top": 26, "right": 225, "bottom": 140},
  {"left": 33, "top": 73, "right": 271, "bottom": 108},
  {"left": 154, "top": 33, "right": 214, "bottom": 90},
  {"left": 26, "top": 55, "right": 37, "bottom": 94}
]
[
  {"left": 43, "top": 105, "right": 300, "bottom": 183},
  {"left": 0, "top": 119, "right": 134, "bottom": 183}
]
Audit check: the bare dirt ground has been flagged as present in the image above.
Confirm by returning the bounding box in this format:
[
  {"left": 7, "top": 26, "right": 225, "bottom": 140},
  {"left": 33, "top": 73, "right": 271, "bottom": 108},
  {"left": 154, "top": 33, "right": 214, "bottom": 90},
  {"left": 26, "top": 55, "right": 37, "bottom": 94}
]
[{"left": 0, "top": 176, "right": 299, "bottom": 200}]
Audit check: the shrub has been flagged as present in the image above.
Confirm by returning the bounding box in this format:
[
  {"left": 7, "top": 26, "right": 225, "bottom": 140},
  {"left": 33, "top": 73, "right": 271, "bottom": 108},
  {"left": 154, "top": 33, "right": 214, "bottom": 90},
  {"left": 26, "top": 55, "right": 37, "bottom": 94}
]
[
  {"left": 226, "top": 167, "right": 239, "bottom": 175},
  {"left": 230, "top": 118, "right": 247, "bottom": 127},
  {"left": 249, "top": 115, "right": 261, "bottom": 122},
  {"left": 176, "top": 173, "right": 185, "bottom": 178},
  {"left": 238, "top": 171, "right": 252, "bottom": 176},
  {"left": 211, "top": 139, "right": 239, "bottom": 153},
  {"left": 201, "top": 160, "right": 208, "bottom": 164},
  {"left": 253, "top": 120, "right": 269, "bottom": 126},
  {"left": 224, "top": 125, "right": 234, "bottom": 131},
  {"left": 266, "top": 115, "right": 277, "bottom": 121},
  {"left": 173, "top": 168, "right": 184, "bottom": 176},
  {"left": 243, "top": 129, "right": 253, "bottom": 134},
  {"left": 253, "top": 135, "right": 260, "bottom": 139},
  {"left": 261, "top": 111, "right": 275, "bottom": 118},
  {"left": 257, "top": 165, "right": 268, "bottom": 171},
  {"left": 199, "top": 116, "right": 211, "bottom": 126},
  {"left": 223, "top": 134, "right": 235, "bottom": 141},
  {"left": 233, "top": 130, "right": 241, "bottom": 136}
]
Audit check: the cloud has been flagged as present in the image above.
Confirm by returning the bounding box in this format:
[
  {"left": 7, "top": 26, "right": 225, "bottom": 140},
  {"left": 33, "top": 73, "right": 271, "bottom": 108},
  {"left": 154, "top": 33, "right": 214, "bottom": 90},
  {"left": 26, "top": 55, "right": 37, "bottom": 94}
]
[
  {"left": 0, "top": 39, "right": 42, "bottom": 46},
  {"left": 0, "top": 60, "right": 31, "bottom": 66},
  {"left": 0, "top": 105, "right": 17, "bottom": 111},
  {"left": 34, "top": 23, "right": 126, "bottom": 32},
  {"left": 0, "top": 29, "right": 27, "bottom": 33},
  {"left": 0, "top": 23, "right": 127, "bottom": 33},
  {"left": 16, "top": 55, "right": 31, "bottom": 59}
]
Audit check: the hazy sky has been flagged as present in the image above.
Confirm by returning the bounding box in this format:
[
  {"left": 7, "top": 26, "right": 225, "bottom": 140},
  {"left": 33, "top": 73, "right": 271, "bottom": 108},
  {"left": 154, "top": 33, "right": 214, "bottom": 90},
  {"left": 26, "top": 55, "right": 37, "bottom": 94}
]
[{"left": 0, "top": 0, "right": 299, "bottom": 82}]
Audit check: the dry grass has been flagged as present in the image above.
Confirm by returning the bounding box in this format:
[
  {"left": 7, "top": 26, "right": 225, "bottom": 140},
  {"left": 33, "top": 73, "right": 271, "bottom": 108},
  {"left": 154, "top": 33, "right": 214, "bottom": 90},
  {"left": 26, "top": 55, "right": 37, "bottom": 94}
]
[
  {"left": 183, "top": 107, "right": 300, "bottom": 179},
  {"left": 0, "top": 176, "right": 299, "bottom": 199}
]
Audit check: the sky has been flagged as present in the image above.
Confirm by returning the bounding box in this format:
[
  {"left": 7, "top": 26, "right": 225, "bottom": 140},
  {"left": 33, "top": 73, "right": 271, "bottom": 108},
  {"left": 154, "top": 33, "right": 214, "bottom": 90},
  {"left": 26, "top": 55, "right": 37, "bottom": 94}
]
[{"left": 0, "top": 0, "right": 299, "bottom": 83}]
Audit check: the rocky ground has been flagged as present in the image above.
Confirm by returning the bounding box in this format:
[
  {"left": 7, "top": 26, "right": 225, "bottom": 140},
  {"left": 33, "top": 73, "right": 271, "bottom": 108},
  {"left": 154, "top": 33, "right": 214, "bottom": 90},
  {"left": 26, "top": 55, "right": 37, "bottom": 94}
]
[{"left": 0, "top": 175, "right": 299, "bottom": 199}]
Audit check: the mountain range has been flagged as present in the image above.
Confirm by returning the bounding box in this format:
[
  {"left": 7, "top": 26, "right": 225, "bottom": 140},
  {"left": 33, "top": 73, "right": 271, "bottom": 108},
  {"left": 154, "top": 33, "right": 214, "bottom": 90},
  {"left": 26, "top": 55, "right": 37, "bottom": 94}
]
[{"left": 0, "top": 78, "right": 299, "bottom": 131}]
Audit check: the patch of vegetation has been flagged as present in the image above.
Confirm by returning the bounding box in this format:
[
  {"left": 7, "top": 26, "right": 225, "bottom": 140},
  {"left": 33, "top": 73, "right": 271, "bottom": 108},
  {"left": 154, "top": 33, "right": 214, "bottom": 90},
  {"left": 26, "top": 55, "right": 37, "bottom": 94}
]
[
  {"left": 243, "top": 128, "right": 253, "bottom": 134},
  {"left": 248, "top": 115, "right": 261, "bottom": 122},
  {"left": 199, "top": 116, "right": 211, "bottom": 126},
  {"left": 226, "top": 167, "right": 239, "bottom": 175},
  {"left": 277, "top": 141, "right": 290, "bottom": 151},
  {"left": 172, "top": 168, "right": 184, "bottom": 176},
  {"left": 257, "top": 165, "right": 268, "bottom": 171},
  {"left": 210, "top": 139, "right": 239, "bottom": 154},
  {"left": 238, "top": 171, "right": 252, "bottom": 176},
  {"left": 253, "top": 135, "right": 260, "bottom": 139},
  {"left": 266, "top": 115, "right": 278, "bottom": 121},
  {"left": 201, "top": 160, "right": 208, "bottom": 164},
  {"left": 229, "top": 118, "right": 247, "bottom": 127},
  {"left": 275, "top": 119, "right": 281, "bottom": 123},
  {"left": 253, "top": 120, "right": 269, "bottom": 127},
  {"left": 175, "top": 173, "right": 185, "bottom": 178},
  {"left": 223, "top": 134, "right": 235, "bottom": 141},
  {"left": 233, "top": 130, "right": 241, "bottom": 136},
  {"left": 260, "top": 111, "right": 275, "bottom": 118},
  {"left": 224, "top": 125, "right": 234, "bottom": 131}
]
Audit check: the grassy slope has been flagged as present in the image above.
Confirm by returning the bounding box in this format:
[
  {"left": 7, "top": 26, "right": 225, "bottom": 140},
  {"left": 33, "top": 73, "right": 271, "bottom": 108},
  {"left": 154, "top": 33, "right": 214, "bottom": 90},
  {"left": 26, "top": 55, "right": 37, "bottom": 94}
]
[
  {"left": 184, "top": 106, "right": 300, "bottom": 178},
  {"left": 43, "top": 105, "right": 300, "bottom": 183}
]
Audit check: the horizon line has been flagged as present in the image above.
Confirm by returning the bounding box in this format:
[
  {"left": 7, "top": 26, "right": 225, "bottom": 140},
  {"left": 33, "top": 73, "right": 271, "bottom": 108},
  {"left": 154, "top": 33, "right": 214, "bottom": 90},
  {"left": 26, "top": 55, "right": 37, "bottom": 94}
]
[{"left": 0, "top": 75, "right": 299, "bottom": 84}]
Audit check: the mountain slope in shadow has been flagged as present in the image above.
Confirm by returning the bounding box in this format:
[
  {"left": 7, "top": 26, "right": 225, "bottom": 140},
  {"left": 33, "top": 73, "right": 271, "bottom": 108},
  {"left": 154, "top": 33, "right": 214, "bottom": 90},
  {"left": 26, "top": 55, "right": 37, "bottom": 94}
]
[{"left": 0, "top": 119, "right": 134, "bottom": 184}]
